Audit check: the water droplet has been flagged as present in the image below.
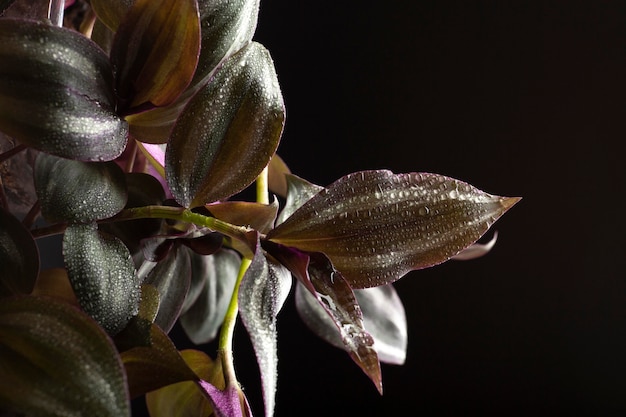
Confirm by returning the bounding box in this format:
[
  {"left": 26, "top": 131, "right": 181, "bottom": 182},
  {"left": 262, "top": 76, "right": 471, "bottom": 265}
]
[{"left": 418, "top": 206, "right": 430, "bottom": 216}]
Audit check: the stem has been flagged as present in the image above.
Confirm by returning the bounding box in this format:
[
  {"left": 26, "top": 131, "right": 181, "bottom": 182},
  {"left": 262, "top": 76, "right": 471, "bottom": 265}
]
[
  {"left": 256, "top": 165, "right": 269, "bottom": 205},
  {"left": 47, "top": 0, "right": 65, "bottom": 27},
  {"left": 22, "top": 201, "right": 41, "bottom": 229},
  {"left": 217, "top": 257, "right": 252, "bottom": 387},
  {"left": 0, "top": 144, "right": 27, "bottom": 164}
]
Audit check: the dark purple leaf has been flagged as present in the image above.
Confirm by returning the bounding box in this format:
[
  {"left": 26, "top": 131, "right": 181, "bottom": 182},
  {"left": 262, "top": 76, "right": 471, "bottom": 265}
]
[
  {"left": 0, "top": 19, "right": 128, "bottom": 161},
  {"left": 267, "top": 170, "right": 521, "bottom": 288},
  {"left": 34, "top": 153, "right": 127, "bottom": 223},
  {"left": 0, "top": 207, "right": 39, "bottom": 296},
  {"left": 239, "top": 243, "right": 292, "bottom": 417},
  {"left": 63, "top": 224, "right": 141, "bottom": 335},
  {"left": 276, "top": 174, "right": 323, "bottom": 225},
  {"left": 111, "top": 0, "right": 200, "bottom": 113},
  {"left": 0, "top": 296, "right": 130, "bottom": 416},
  {"left": 165, "top": 41, "right": 285, "bottom": 207}
]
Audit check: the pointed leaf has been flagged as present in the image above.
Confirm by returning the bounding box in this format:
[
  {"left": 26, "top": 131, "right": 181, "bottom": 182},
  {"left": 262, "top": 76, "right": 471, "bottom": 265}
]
[
  {"left": 144, "top": 247, "right": 192, "bottom": 333},
  {"left": 121, "top": 324, "right": 198, "bottom": 399},
  {"left": 63, "top": 223, "right": 141, "bottom": 335},
  {"left": 267, "top": 154, "right": 291, "bottom": 198},
  {"left": 451, "top": 231, "right": 498, "bottom": 261},
  {"left": 206, "top": 199, "right": 279, "bottom": 234},
  {"left": 265, "top": 242, "right": 382, "bottom": 393},
  {"left": 276, "top": 174, "right": 323, "bottom": 225},
  {"left": 127, "top": 0, "right": 260, "bottom": 144},
  {"left": 239, "top": 244, "right": 292, "bottom": 417},
  {"left": 111, "top": 0, "right": 200, "bottom": 113},
  {"left": 179, "top": 249, "right": 241, "bottom": 344},
  {"left": 166, "top": 41, "right": 285, "bottom": 207},
  {"left": 0, "top": 296, "right": 130, "bottom": 416},
  {"left": 268, "top": 170, "right": 521, "bottom": 288},
  {"left": 0, "top": 19, "right": 128, "bottom": 161},
  {"left": 0, "top": 207, "right": 39, "bottom": 296},
  {"left": 34, "top": 153, "right": 127, "bottom": 223},
  {"left": 145, "top": 349, "right": 223, "bottom": 417}
]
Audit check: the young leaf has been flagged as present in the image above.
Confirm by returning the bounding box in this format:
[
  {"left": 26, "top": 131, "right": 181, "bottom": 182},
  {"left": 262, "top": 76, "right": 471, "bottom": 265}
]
[
  {"left": 127, "top": 0, "right": 260, "bottom": 144},
  {"left": 0, "top": 207, "right": 39, "bottom": 296},
  {"left": 63, "top": 224, "right": 141, "bottom": 335},
  {"left": 34, "top": 153, "right": 128, "bottom": 224},
  {"left": 197, "top": 381, "right": 249, "bottom": 417},
  {"left": 265, "top": 242, "right": 383, "bottom": 393},
  {"left": 111, "top": 0, "right": 201, "bottom": 113},
  {"left": 267, "top": 170, "right": 521, "bottom": 288},
  {"left": 165, "top": 41, "right": 285, "bottom": 207},
  {"left": 0, "top": 296, "right": 130, "bottom": 417},
  {"left": 296, "top": 283, "right": 408, "bottom": 365},
  {"left": 239, "top": 245, "right": 292, "bottom": 417},
  {"left": 144, "top": 247, "right": 192, "bottom": 333},
  {"left": 121, "top": 324, "right": 198, "bottom": 399},
  {"left": 0, "top": 19, "right": 128, "bottom": 161},
  {"left": 179, "top": 249, "right": 242, "bottom": 344}
]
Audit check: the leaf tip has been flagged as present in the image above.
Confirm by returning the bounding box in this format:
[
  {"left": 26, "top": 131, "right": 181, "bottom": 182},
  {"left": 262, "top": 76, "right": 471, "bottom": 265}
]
[{"left": 500, "top": 196, "right": 522, "bottom": 212}]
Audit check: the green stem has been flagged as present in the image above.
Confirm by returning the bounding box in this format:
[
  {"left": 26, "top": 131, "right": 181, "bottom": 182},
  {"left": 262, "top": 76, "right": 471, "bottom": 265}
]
[{"left": 217, "top": 257, "right": 252, "bottom": 387}]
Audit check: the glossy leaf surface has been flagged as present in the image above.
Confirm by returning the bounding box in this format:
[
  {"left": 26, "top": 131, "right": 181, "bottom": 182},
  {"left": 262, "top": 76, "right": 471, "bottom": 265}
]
[
  {"left": 297, "top": 283, "right": 407, "bottom": 365},
  {"left": 111, "top": 0, "right": 200, "bottom": 113},
  {"left": 0, "top": 207, "right": 38, "bottom": 296},
  {"left": 239, "top": 245, "right": 292, "bottom": 417},
  {"left": 265, "top": 242, "right": 382, "bottom": 393},
  {"left": 276, "top": 174, "right": 323, "bottom": 225},
  {"left": 63, "top": 224, "right": 140, "bottom": 335},
  {"left": 127, "top": 0, "right": 260, "bottom": 144},
  {"left": 0, "top": 296, "right": 130, "bottom": 416},
  {"left": 145, "top": 349, "right": 221, "bottom": 417},
  {"left": 0, "top": 19, "right": 128, "bottom": 161},
  {"left": 121, "top": 324, "right": 197, "bottom": 399},
  {"left": 34, "top": 153, "right": 127, "bottom": 223},
  {"left": 180, "top": 249, "right": 241, "bottom": 344},
  {"left": 166, "top": 41, "right": 285, "bottom": 207},
  {"left": 268, "top": 170, "right": 521, "bottom": 288}
]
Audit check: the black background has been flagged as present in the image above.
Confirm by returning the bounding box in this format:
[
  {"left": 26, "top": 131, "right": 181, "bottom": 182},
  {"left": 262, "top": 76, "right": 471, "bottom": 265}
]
[{"left": 221, "top": 1, "right": 626, "bottom": 416}]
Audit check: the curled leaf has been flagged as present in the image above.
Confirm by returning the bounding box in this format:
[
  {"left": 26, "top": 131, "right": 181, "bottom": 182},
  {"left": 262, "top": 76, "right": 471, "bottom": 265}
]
[
  {"left": 0, "top": 19, "right": 128, "bottom": 161},
  {"left": 165, "top": 41, "right": 285, "bottom": 207},
  {"left": 268, "top": 170, "right": 521, "bottom": 288}
]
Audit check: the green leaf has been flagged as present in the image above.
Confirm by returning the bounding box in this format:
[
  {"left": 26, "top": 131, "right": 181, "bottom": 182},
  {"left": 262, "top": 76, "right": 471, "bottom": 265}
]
[
  {"left": 145, "top": 349, "right": 223, "bottom": 417},
  {"left": 126, "top": 0, "right": 260, "bottom": 144},
  {"left": 111, "top": 0, "right": 201, "bottom": 113},
  {"left": 238, "top": 244, "right": 292, "bottom": 417},
  {"left": 0, "top": 19, "right": 128, "bottom": 161},
  {"left": 121, "top": 324, "right": 198, "bottom": 399},
  {"left": 179, "top": 249, "right": 241, "bottom": 344},
  {"left": 165, "top": 41, "right": 285, "bottom": 207},
  {"left": 296, "top": 284, "right": 407, "bottom": 365},
  {"left": 267, "top": 170, "right": 521, "bottom": 288},
  {"left": 63, "top": 224, "right": 141, "bottom": 335},
  {"left": 34, "top": 153, "right": 127, "bottom": 223},
  {"left": 0, "top": 207, "right": 38, "bottom": 296},
  {"left": 0, "top": 296, "right": 130, "bottom": 416}
]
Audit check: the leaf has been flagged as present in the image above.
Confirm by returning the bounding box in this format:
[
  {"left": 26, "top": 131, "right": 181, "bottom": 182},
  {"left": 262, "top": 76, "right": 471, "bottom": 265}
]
[
  {"left": 267, "top": 153, "right": 291, "bottom": 198},
  {"left": 90, "top": 0, "right": 134, "bottom": 31},
  {"left": 113, "top": 284, "right": 160, "bottom": 352},
  {"left": 451, "top": 231, "right": 498, "bottom": 261},
  {"left": 63, "top": 223, "right": 141, "bottom": 335},
  {"left": 0, "top": 0, "right": 17, "bottom": 15},
  {"left": 144, "top": 247, "right": 192, "bottom": 333},
  {"left": 264, "top": 242, "right": 382, "bottom": 393},
  {"left": 121, "top": 324, "right": 198, "bottom": 399},
  {"left": 127, "top": 0, "right": 260, "bottom": 144},
  {"left": 0, "top": 19, "right": 128, "bottom": 161},
  {"left": 145, "top": 349, "right": 222, "bottom": 417},
  {"left": 31, "top": 268, "right": 78, "bottom": 306},
  {"left": 276, "top": 174, "right": 323, "bottom": 225},
  {"left": 267, "top": 170, "right": 521, "bottom": 288},
  {"left": 0, "top": 207, "right": 39, "bottom": 296},
  {"left": 239, "top": 244, "right": 292, "bottom": 417},
  {"left": 165, "top": 41, "right": 285, "bottom": 207},
  {"left": 296, "top": 283, "right": 408, "bottom": 365},
  {"left": 0, "top": 296, "right": 130, "bottom": 416},
  {"left": 34, "top": 153, "right": 127, "bottom": 223},
  {"left": 197, "top": 381, "right": 248, "bottom": 417},
  {"left": 111, "top": 0, "right": 201, "bottom": 113},
  {"left": 179, "top": 249, "right": 241, "bottom": 344},
  {"left": 206, "top": 199, "right": 279, "bottom": 234}
]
